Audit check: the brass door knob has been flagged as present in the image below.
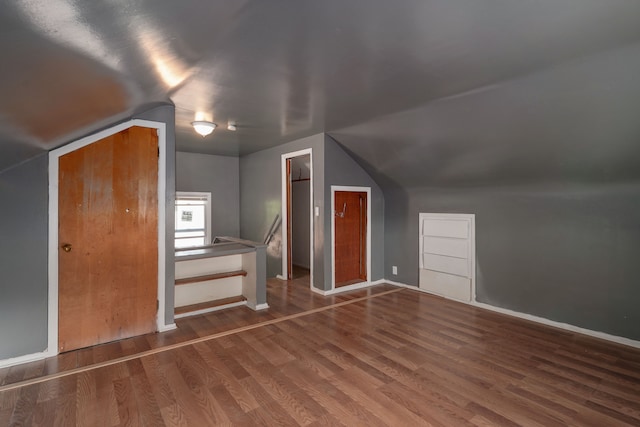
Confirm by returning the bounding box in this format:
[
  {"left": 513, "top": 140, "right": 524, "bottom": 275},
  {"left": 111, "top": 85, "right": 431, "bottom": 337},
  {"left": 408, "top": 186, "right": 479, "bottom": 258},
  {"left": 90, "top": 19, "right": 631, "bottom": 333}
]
[{"left": 61, "top": 243, "right": 72, "bottom": 253}]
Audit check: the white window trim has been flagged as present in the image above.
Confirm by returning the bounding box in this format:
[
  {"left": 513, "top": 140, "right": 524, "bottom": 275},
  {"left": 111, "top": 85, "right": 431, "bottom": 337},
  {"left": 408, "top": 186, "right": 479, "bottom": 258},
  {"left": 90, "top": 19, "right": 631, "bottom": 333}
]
[{"left": 175, "top": 191, "right": 212, "bottom": 246}]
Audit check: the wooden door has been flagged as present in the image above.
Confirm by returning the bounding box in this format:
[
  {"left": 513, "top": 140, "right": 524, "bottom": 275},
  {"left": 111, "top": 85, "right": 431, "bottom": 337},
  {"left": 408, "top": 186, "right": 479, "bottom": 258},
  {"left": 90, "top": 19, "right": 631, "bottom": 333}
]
[
  {"left": 334, "top": 191, "right": 367, "bottom": 287},
  {"left": 58, "top": 126, "right": 158, "bottom": 352}
]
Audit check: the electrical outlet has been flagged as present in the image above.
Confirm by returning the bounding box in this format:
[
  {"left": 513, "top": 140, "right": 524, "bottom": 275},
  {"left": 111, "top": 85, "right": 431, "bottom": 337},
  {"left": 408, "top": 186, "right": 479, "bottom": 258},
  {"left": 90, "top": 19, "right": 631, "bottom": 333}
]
[{"left": 392, "top": 266, "right": 397, "bottom": 275}]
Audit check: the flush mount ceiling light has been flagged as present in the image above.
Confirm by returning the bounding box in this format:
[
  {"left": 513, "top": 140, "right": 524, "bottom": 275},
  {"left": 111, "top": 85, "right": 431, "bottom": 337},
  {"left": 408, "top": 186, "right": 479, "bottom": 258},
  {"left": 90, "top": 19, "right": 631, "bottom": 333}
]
[{"left": 192, "top": 121, "right": 216, "bottom": 137}]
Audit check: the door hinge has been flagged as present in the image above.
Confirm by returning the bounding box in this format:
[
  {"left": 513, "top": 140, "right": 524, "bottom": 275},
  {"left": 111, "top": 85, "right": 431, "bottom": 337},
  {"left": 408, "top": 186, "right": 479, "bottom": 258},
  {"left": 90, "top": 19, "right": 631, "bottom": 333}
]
[
  {"left": 157, "top": 147, "right": 160, "bottom": 157},
  {"left": 156, "top": 299, "right": 159, "bottom": 311}
]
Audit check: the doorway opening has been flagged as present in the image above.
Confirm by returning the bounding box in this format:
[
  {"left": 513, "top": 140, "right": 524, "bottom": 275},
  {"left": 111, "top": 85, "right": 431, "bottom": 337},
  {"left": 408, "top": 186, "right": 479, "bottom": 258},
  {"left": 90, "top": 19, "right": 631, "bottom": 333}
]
[
  {"left": 331, "top": 186, "right": 371, "bottom": 291},
  {"left": 289, "top": 155, "right": 311, "bottom": 279},
  {"left": 281, "top": 149, "right": 314, "bottom": 286}
]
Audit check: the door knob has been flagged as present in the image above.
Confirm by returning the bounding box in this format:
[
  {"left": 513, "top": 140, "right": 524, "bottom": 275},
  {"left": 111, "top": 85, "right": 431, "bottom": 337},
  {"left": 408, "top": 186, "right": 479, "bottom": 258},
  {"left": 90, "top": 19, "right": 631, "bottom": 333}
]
[{"left": 61, "top": 243, "right": 72, "bottom": 253}]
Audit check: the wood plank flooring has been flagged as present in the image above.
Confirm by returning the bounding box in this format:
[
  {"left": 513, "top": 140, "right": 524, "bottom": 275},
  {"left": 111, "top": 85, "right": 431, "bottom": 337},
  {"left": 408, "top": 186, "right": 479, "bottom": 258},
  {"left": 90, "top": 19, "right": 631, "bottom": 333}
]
[{"left": 1, "top": 275, "right": 640, "bottom": 426}]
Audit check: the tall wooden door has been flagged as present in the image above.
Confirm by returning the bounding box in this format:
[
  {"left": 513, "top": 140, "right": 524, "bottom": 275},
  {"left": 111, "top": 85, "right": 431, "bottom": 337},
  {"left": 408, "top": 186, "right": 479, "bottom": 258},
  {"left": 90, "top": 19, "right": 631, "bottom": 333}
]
[
  {"left": 334, "top": 191, "right": 367, "bottom": 287},
  {"left": 58, "top": 126, "right": 158, "bottom": 352}
]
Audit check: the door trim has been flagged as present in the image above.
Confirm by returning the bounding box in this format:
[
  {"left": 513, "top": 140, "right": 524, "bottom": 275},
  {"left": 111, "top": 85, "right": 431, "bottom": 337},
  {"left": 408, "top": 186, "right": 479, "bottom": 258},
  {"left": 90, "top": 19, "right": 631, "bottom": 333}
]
[
  {"left": 48, "top": 119, "right": 170, "bottom": 357},
  {"left": 331, "top": 186, "right": 371, "bottom": 292},
  {"left": 280, "top": 149, "right": 314, "bottom": 288}
]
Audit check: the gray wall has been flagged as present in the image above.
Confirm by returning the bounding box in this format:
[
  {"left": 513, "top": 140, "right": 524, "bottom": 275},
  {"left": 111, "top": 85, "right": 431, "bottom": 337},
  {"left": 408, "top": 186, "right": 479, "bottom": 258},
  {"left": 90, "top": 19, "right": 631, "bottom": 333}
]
[
  {"left": 0, "top": 154, "right": 49, "bottom": 360},
  {"left": 324, "top": 135, "right": 384, "bottom": 284},
  {"left": 176, "top": 152, "right": 240, "bottom": 238},
  {"left": 239, "top": 133, "right": 384, "bottom": 291},
  {"left": 385, "top": 184, "right": 640, "bottom": 341},
  {"left": 240, "top": 134, "right": 325, "bottom": 287}
]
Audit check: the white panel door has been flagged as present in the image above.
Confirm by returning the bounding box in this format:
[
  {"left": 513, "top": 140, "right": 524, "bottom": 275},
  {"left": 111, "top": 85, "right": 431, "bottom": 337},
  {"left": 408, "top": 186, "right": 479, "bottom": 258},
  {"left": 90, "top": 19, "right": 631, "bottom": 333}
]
[
  {"left": 419, "top": 213, "right": 475, "bottom": 302},
  {"left": 422, "top": 253, "right": 469, "bottom": 278},
  {"left": 422, "top": 219, "right": 469, "bottom": 239},
  {"left": 422, "top": 236, "right": 469, "bottom": 259}
]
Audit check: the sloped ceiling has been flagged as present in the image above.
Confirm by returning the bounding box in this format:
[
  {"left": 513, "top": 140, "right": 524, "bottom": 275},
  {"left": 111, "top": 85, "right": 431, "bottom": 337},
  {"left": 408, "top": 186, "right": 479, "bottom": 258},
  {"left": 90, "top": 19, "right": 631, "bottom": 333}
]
[
  {"left": 331, "top": 43, "right": 640, "bottom": 188},
  {"left": 2, "top": 0, "right": 640, "bottom": 187}
]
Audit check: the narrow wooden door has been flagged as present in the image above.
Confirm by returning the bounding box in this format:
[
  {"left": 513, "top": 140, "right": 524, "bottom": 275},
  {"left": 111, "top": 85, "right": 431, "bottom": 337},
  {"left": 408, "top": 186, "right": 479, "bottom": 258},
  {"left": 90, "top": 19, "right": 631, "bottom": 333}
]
[
  {"left": 58, "top": 126, "right": 158, "bottom": 352},
  {"left": 334, "top": 191, "right": 367, "bottom": 287}
]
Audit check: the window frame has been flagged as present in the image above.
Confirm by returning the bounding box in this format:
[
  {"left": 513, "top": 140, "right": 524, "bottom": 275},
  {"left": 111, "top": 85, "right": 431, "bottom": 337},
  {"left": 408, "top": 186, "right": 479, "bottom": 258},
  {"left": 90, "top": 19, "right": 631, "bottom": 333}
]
[{"left": 175, "top": 191, "right": 212, "bottom": 248}]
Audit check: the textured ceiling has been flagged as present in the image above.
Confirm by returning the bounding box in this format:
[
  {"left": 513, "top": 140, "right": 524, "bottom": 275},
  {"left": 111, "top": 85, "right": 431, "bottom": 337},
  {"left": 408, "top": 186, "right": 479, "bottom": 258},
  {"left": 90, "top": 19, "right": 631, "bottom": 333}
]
[{"left": 1, "top": 0, "right": 640, "bottom": 186}]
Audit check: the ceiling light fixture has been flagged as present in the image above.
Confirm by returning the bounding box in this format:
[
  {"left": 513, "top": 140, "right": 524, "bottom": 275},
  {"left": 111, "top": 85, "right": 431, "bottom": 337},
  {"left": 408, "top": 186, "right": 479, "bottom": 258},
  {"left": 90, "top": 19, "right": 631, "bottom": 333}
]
[
  {"left": 227, "top": 123, "right": 237, "bottom": 131},
  {"left": 192, "top": 121, "right": 216, "bottom": 137}
]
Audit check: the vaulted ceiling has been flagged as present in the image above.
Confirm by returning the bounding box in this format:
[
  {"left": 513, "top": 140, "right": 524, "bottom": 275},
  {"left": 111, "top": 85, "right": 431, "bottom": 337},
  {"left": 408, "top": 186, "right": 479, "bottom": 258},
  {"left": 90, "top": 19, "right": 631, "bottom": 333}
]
[{"left": 2, "top": 0, "right": 640, "bottom": 186}]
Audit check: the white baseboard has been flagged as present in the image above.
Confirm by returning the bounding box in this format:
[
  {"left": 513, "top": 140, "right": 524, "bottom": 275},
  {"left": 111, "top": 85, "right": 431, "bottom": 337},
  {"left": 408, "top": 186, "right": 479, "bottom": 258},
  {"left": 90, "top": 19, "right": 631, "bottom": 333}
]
[
  {"left": 471, "top": 301, "right": 640, "bottom": 350},
  {"left": 311, "top": 279, "right": 387, "bottom": 296},
  {"left": 5, "top": 278, "right": 635, "bottom": 369},
  {"left": 1, "top": 322, "right": 177, "bottom": 368},
  {"left": 310, "top": 286, "right": 328, "bottom": 296},
  {"left": 382, "top": 279, "right": 412, "bottom": 288},
  {"left": 0, "top": 349, "right": 55, "bottom": 369},
  {"left": 389, "top": 278, "right": 640, "bottom": 350},
  {"left": 158, "top": 323, "right": 177, "bottom": 332},
  {"left": 323, "top": 280, "right": 375, "bottom": 296},
  {"left": 276, "top": 274, "right": 286, "bottom": 281},
  {"left": 249, "top": 302, "right": 270, "bottom": 311}
]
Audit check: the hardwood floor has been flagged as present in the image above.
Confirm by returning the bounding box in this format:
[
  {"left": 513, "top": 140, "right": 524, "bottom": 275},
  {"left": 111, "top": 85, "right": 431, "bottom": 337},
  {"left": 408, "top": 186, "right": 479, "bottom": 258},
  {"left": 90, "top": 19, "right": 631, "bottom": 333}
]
[{"left": 1, "top": 275, "right": 640, "bottom": 426}]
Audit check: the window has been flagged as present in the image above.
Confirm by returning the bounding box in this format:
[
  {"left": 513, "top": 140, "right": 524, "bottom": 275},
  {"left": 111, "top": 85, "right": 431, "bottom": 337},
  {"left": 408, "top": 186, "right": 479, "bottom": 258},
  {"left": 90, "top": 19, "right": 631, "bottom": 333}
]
[{"left": 175, "top": 192, "right": 211, "bottom": 248}]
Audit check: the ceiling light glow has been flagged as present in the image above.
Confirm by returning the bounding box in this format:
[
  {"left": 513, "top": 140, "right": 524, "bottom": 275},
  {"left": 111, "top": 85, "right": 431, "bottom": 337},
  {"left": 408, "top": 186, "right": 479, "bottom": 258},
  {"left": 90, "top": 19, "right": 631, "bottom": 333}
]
[{"left": 192, "top": 121, "right": 216, "bottom": 137}]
